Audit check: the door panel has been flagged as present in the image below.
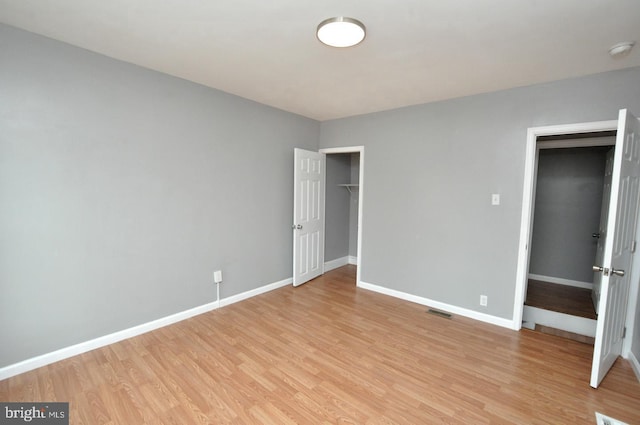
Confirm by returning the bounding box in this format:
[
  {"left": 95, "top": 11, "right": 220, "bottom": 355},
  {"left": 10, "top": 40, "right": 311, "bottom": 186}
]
[
  {"left": 293, "top": 149, "right": 325, "bottom": 286},
  {"left": 592, "top": 148, "right": 614, "bottom": 311},
  {"left": 591, "top": 109, "right": 640, "bottom": 388}
]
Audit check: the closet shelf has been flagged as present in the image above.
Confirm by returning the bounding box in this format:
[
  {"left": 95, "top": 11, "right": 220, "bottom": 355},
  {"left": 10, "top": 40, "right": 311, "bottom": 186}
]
[{"left": 337, "top": 184, "right": 359, "bottom": 194}]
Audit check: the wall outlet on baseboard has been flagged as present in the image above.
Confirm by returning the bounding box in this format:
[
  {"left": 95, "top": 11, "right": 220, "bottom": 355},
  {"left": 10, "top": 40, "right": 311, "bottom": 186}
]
[
  {"left": 480, "top": 295, "right": 488, "bottom": 306},
  {"left": 213, "top": 270, "right": 222, "bottom": 284}
]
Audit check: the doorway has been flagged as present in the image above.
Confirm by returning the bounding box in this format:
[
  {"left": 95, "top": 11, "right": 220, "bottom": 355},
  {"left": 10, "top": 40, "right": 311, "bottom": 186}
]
[
  {"left": 292, "top": 146, "right": 364, "bottom": 287},
  {"left": 514, "top": 119, "right": 619, "bottom": 328},
  {"left": 522, "top": 136, "right": 615, "bottom": 342},
  {"left": 324, "top": 152, "right": 360, "bottom": 277},
  {"left": 514, "top": 110, "right": 640, "bottom": 388},
  {"left": 321, "top": 146, "right": 363, "bottom": 286}
]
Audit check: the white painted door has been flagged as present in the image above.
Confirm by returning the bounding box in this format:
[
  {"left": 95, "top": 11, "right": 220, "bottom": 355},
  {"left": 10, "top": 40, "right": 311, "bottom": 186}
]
[
  {"left": 591, "top": 109, "right": 640, "bottom": 388},
  {"left": 293, "top": 149, "right": 325, "bottom": 286},
  {"left": 592, "top": 148, "right": 614, "bottom": 311}
]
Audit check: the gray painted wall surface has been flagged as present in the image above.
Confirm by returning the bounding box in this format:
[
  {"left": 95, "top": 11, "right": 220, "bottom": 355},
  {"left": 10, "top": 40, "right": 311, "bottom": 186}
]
[
  {"left": 529, "top": 147, "right": 609, "bottom": 283},
  {"left": 3, "top": 21, "right": 640, "bottom": 370},
  {"left": 0, "top": 24, "right": 319, "bottom": 367},
  {"left": 319, "top": 66, "right": 640, "bottom": 320},
  {"left": 324, "top": 154, "right": 351, "bottom": 261},
  {"left": 349, "top": 153, "right": 360, "bottom": 257}
]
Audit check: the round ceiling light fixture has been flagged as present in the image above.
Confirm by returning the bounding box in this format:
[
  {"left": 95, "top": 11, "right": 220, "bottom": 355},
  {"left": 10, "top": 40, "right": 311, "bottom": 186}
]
[
  {"left": 317, "top": 17, "right": 366, "bottom": 48},
  {"left": 609, "top": 41, "right": 635, "bottom": 58}
]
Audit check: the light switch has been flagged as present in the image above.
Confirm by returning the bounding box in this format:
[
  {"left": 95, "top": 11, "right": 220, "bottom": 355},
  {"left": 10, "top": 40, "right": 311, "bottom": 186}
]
[{"left": 491, "top": 194, "right": 500, "bottom": 205}]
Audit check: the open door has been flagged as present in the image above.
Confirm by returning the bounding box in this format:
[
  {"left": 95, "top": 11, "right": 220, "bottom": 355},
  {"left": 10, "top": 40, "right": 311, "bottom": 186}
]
[
  {"left": 292, "top": 148, "right": 325, "bottom": 286},
  {"left": 591, "top": 109, "right": 640, "bottom": 388},
  {"left": 592, "top": 148, "right": 614, "bottom": 312}
]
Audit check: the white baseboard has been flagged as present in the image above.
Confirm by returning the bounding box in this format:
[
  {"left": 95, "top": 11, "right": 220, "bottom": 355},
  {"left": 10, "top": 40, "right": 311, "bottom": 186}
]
[
  {"left": 324, "top": 256, "right": 350, "bottom": 272},
  {"left": 0, "top": 276, "right": 292, "bottom": 381},
  {"left": 522, "top": 305, "right": 597, "bottom": 337},
  {"left": 219, "top": 277, "right": 291, "bottom": 307},
  {"left": 0, "top": 301, "right": 218, "bottom": 381},
  {"left": 628, "top": 351, "right": 640, "bottom": 383},
  {"left": 528, "top": 274, "right": 593, "bottom": 290},
  {"left": 324, "top": 256, "right": 358, "bottom": 271},
  {"left": 358, "top": 281, "right": 514, "bottom": 329}
]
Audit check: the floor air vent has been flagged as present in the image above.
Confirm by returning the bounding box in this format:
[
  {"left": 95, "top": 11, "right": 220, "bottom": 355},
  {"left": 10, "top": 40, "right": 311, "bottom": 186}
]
[
  {"left": 595, "top": 412, "right": 629, "bottom": 425},
  {"left": 427, "top": 309, "right": 452, "bottom": 319}
]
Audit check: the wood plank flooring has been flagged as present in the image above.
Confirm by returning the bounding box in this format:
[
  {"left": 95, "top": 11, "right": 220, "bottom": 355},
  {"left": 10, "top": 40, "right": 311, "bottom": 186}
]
[
  {"left": 2, "top": 265, "right": 640, "bottom": 424},
  {"left": 525, "top": 279, "right": 597, "bottom": 320}
]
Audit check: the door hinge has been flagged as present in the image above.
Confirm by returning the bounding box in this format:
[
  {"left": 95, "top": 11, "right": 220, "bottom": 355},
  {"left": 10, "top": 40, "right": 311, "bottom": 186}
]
[
  {"left": 632, "top": 240, "right": 637, "bottom": 253},
  {"left": 622, "top": 327, "right": 626, "bottom": 339}
]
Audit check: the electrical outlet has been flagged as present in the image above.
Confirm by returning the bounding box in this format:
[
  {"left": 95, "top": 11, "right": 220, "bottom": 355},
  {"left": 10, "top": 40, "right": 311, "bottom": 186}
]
[
  {"left": 491, "top": 194, "right": 500, "bottom": 205},
  {"left": 213, "top": 270, "right": 222, "bottom": 284},
  {"left": 480, "top": 295, "right": 488, "bottom": 306}
]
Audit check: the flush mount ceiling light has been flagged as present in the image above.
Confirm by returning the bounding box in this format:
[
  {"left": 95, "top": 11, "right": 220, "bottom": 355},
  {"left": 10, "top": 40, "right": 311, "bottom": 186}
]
[
  {"left": 317, "top": 17, "right": 366, "bottom": 48},
  {"left": 609, "top": 41, "right": 635, "bottom": 58}
]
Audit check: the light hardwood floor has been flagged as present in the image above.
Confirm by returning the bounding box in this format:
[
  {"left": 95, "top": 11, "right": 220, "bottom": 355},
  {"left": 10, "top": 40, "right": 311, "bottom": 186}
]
[
  {"left": 2, "top": 265, "right": 639, "bottom": 424},
  {"left": 525, "top": 279, "right": 597, "bottom": 320}
]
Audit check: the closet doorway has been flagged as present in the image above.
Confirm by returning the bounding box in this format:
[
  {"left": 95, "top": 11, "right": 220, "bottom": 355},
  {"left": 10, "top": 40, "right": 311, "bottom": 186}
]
[
  {"left": 292, "top": 146, "right": 364, "bottom": 287},
  {"left": 515, "top": 109, "right": 640, "bottom": 388},
  {"left": 321, "top": 147, "right": 363, "bottom": 285},
  {"left": 522, "top": 134, "right": 615, "bottom": 341}
]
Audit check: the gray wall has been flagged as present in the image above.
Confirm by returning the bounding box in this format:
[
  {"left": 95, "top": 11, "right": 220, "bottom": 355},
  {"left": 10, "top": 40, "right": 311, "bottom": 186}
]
[
  {"left": 324, "top": 154, "right": 351, "bottom": 261},
  {"left": 0, "top": 24, "right": 319, "bottom": 368},
  {"left": 529, "top": 146, "right": 610, "bottom": 283},
  {"left": 349, "top": 153, "right": 360, "bottom": 257},
  {"left": 319, "top": 66, "right": 640, "bottom": 320},
  {"left": 3, "top": 21, "right": 640, "bottom": 370}
]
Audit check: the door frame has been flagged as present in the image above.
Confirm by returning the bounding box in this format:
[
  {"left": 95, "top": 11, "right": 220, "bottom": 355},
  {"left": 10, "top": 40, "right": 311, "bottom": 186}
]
[
  {"left": 513, "top": 119, "right": 618, "bottom": 330},
  {"left": 319, "top": 146, "right": 364, "bottom": 286}
]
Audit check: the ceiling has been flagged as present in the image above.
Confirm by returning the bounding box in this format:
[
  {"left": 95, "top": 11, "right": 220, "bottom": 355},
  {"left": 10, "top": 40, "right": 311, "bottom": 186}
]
[{"left": 1, "top": 0, "right": 639, "bottom": 121}]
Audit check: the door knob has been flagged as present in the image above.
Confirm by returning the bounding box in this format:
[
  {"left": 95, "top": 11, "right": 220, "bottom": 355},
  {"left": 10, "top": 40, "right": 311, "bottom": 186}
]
[
  {"left": 592, "top": 233, "right": 601, "bottom": 238},
  {"left": 593, "top": 265, "right": 611, "bottom": 276},
  {"left": 296, "top": 224, "right": 303, "bottom": 229},
  {"left": 611, "top": 268, "right": 625, "bottom": 277}
]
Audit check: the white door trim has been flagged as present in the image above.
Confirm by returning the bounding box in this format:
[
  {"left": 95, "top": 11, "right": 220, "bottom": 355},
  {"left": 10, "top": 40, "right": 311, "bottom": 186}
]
[
  {"left": 319, "top": 146, "right": 364, "bottom": 286},
  {"left": 513, "top": 120, "right": 618, "bottom": 330}
]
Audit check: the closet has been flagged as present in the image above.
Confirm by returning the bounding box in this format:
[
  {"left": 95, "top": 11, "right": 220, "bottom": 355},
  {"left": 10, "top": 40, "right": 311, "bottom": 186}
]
[{"left": 324, "top": 153, "right": 360, "bottom": 272}]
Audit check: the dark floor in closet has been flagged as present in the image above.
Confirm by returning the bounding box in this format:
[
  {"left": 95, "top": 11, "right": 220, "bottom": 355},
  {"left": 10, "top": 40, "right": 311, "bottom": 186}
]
[{"left": 525, "top": 279, "right": 597, "bottom": 320}]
